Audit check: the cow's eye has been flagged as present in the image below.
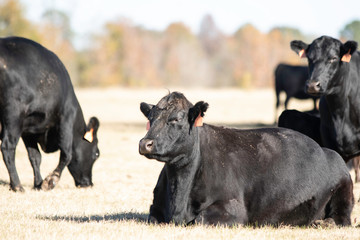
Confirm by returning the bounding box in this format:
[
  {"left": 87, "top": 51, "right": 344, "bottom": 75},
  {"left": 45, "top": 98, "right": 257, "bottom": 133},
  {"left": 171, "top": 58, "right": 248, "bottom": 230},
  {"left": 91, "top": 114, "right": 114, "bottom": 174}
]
[
  {"left": 94, "top": 149, "right": 100, "bottom": 159},
  {"left": 168, "top": 118, "right": 179, "bottom": 123},
  {"left": 329, "top": 57, "right": 337, "bottom": 63}
]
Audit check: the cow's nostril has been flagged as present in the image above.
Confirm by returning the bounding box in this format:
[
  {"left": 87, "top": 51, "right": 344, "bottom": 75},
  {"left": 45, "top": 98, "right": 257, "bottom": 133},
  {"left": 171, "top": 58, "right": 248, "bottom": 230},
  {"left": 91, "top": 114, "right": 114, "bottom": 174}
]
[
  {"left": 146, "top": 140, "right": 154, "bottom": 151},
  {"left": 306, "top": 81, "right": 321, "bottom": 94},
  {"left": 314, "top": 82, "right": 321, "bottom": 91},
  {"left": 139, "top": 138, "right": 154, "bottom": 155}
]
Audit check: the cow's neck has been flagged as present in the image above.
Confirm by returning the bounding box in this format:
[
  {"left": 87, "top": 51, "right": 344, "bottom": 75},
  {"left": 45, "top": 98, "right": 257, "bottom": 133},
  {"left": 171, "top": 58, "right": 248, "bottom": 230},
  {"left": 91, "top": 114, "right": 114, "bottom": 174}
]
[
  {"left": 324, "top": 62, "right": 360, "bottom": 157},
  {"left": 325, "top": 64, "right": 358, "bottom": 119},
  {"left": 71, "top": 107, "right": 87, "bottom": 151},
  {"left": 165, "top": 128, "right": 201, "bottom": 224}
]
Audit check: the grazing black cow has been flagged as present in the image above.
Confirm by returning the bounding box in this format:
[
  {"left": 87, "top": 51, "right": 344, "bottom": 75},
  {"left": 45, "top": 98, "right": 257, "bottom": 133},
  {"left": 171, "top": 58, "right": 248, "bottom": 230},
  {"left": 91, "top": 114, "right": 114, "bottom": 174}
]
[
  {"left": 278, "top": 109, "right": 322, "bottom": 146},
  {"left": 139, "top": 92, "right": 353, "bottom": 226},
  {"left": 274, "top": 63, "right": 318, "bottom": 118},
  {"left": 0, "top": 37, "right": 100, "bottom": 192}
]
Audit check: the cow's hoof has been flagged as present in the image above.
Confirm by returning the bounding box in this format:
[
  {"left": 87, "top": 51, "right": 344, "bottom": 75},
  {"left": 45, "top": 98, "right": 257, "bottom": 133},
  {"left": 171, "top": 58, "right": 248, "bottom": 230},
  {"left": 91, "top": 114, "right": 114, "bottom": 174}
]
[
  {"left": 148, "top": 216, "right": 159, "bottom": 224},
  {"left": 33, "top": 183, "right": 43, "bottom": 191},
  {"left": 312, "top": 218, "right": 336, "bottom": 228},
  {"left": 10, "top": 185, "right": 25, "bottom": 192},
  {"left": 41, "top": 173, "right": 60, "bottom": 191}
]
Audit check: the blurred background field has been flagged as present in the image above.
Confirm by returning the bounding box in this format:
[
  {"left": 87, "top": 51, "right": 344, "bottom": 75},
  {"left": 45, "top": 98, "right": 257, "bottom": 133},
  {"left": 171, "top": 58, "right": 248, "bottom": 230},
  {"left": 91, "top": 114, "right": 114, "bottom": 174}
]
[{"left": 2, "top": 0, "right": 360, "bottom": 90}]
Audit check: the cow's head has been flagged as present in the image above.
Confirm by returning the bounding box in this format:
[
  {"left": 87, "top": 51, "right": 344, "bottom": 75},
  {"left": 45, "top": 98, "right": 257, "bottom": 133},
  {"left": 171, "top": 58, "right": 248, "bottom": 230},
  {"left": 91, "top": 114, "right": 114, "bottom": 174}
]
[
  {"left": 139, "top": 92, "right": 208, "bottom": 163},
  {"left": 68, "top": 117, "right": 100, "bottom": 187},
  {"left": 291, "top": 36, "right": 358, "bottom": 96}
]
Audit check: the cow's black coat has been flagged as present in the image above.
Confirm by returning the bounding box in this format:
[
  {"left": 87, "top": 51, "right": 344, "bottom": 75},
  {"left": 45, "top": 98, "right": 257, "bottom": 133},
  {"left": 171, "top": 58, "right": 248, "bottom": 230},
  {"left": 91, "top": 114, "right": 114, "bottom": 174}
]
[
  {"left": 139, "top": 92, "right": 353, "bottom": 226},
  {"left": 278, "top": 109, "right": 360, "bottom": 183},
  {"left": 274, "top": 63, "right": 318, "bottom": 116},
  {"left": 291, "top": 36, "right": 360, "bottom": 162},
  {"left": 0, "top": 37, "right": 100, "bottom": 191},
  {"left": 278, "top": 109, "right": 322, "bottom": 146}
]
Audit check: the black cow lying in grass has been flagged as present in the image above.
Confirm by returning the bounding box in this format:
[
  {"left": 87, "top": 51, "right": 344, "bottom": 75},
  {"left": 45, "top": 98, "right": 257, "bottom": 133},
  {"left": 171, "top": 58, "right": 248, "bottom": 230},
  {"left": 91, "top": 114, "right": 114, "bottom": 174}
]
[{"left": 139, "top": 92, "right": 354, "bottom": 226}]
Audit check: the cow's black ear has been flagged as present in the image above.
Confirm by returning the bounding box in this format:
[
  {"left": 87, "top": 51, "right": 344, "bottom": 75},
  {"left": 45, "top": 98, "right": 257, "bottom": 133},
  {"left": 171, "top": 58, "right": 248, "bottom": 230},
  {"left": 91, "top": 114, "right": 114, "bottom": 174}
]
[
  {"left": 188, "top": 101, "right": 209, "bottom": 130},
  {"left": 342, "top": 40, "right": 358, "bottom": 55},
  {"left": 87, "top": 117, "right": 100, "bottom": 134},
  {"left": 84, "top": 117, "right": 100, "bottom": 142},
  {"left": 290, "top": 40, "right": 308, "bottom": 58},
  {"left": 140, "top": 102, "right": 154, "bottom": 118}
]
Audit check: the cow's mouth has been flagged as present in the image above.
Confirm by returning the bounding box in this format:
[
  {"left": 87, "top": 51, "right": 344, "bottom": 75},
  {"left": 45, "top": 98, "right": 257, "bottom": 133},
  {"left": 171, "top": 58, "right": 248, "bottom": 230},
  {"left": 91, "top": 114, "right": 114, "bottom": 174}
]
[
  {"left": 75, "top": 182, "right": 93, "bottom": 188},
  {"left": 306, "top": 89, "right": 323, "bottom": 96},
  {"left": 143, "top": 153, "right": 166, "bottom": 161}
]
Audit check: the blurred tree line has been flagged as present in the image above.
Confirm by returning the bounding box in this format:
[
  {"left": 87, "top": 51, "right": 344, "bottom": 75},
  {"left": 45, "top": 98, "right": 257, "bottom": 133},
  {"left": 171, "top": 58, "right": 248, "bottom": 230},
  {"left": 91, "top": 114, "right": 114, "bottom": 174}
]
[{"left": 1, "top": 0, "right": 360, "bottom": 88}]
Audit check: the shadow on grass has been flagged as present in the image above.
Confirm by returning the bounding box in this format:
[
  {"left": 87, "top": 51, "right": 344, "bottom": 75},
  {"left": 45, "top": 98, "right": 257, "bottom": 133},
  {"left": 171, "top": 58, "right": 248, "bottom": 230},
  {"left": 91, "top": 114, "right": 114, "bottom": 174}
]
[
  {"left": 37, "top": 212, "right": 148, "bottom": 223},
  {"left": 0, "top": 179, "right": 9, "bottom": 186}
]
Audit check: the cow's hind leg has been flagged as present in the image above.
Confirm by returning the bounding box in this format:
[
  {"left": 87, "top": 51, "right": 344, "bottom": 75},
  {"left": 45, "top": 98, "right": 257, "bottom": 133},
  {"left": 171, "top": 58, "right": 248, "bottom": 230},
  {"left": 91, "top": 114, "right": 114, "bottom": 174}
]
[
  {"left": 312, "top": 98, "right": 318, "bottom": 111},
  {"left": 1, "top": 124, "right": 23, "bottom": 192},
  {"left": 22, "top": 135, "right": 43, "bottom": 189},
  {"left": 284, "top": 95, "right": 291, "bottom": 110},
  {"left": 326, "top": 177, "right": 354, "bottom": 226},
  {"left": 195, "top": 200, "right": 247, "bottom": 226},
  {"left": 353, "top": 156, "right": 360, "bottom": 183}
]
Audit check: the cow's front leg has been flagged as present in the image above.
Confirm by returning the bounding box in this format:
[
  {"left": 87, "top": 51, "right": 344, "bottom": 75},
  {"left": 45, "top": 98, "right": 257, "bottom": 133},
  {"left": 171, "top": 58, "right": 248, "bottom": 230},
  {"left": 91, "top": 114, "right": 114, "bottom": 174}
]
[
  {"left": 41, "top": 150, "right": 72, "bottom": 191},
  {"left": 41, "top": 118, "right": 73, "bottom": 191},
  {"left": 149, "top": 166, "right": 170, "bottom": 224}
]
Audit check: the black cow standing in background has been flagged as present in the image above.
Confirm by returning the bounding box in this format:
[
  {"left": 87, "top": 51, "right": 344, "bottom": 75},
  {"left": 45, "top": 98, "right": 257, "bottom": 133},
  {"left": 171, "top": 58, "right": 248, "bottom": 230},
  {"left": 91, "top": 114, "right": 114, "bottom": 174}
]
[
  {"left": 291, "top": 36, "right": 360, "bottom": 158},
  {"left": 291, "top": 36, "right": 360, "bottom": 181},
  {"left": 0, "top": 37, "right": 100, "bottom": 192},
  {"left": 139, "top": 92, "right": 353, "bottom": 226},
  {"left": 274, "top": 64, "right": 319, "bottom": 120}
]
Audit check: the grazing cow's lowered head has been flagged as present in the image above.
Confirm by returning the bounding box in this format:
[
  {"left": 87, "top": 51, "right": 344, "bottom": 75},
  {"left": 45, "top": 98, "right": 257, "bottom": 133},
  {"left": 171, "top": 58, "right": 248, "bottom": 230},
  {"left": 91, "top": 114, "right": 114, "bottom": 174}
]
[
  {"left": 139, "top": 92, "right": 208, "bottom": 163},
  {"left": 290, "top": 36, "right": 358, "bottom": 96},
  {"left": 68, "top": 117, "right": 100, "bottom": 187}
]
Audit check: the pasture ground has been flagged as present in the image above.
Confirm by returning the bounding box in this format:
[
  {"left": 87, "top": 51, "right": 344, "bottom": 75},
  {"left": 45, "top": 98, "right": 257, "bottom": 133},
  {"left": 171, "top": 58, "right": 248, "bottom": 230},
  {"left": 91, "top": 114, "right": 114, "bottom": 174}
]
[{"left": 0, "top": 88, "right": 359, "bottom": 240}]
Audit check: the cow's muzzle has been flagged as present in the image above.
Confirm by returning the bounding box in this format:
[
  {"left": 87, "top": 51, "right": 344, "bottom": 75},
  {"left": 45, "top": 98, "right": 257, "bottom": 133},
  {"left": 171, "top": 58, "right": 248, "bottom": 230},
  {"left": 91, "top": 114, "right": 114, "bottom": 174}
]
[
  {"left": 75, "top": 179, "right": 93, "bottom": 188},
  {"left": 139, "top": 138, "right": 154, "bottom": 155},
  {"left": 306, "top": 81, "right": 321, "bottom": 95}
]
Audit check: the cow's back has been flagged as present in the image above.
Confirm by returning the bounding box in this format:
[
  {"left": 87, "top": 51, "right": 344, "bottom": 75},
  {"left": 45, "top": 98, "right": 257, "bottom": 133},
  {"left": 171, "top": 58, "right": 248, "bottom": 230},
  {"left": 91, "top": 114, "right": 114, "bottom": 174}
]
[
  {"left": 0, "top": 37, "right": 77, "bottom": 133},
  {"left": 196, "top": 125, "right": 351, "bottom": 225},
  {"left": 278, "top": 109, "right": 322, "bottom": 146}
]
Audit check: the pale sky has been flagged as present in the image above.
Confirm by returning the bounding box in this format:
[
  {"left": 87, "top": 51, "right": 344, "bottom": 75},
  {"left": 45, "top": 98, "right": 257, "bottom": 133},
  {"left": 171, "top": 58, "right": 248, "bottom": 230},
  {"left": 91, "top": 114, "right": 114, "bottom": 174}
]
[{"left": 21, "top": 0, "right": 360, "bottom": 48}]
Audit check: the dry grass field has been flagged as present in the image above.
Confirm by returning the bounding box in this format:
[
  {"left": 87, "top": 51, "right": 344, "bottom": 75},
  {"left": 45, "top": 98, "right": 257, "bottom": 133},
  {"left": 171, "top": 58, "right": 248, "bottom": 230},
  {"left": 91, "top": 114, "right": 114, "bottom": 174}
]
[{"left": 0, "top": 88, "right": 359, "bottom": 240}]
